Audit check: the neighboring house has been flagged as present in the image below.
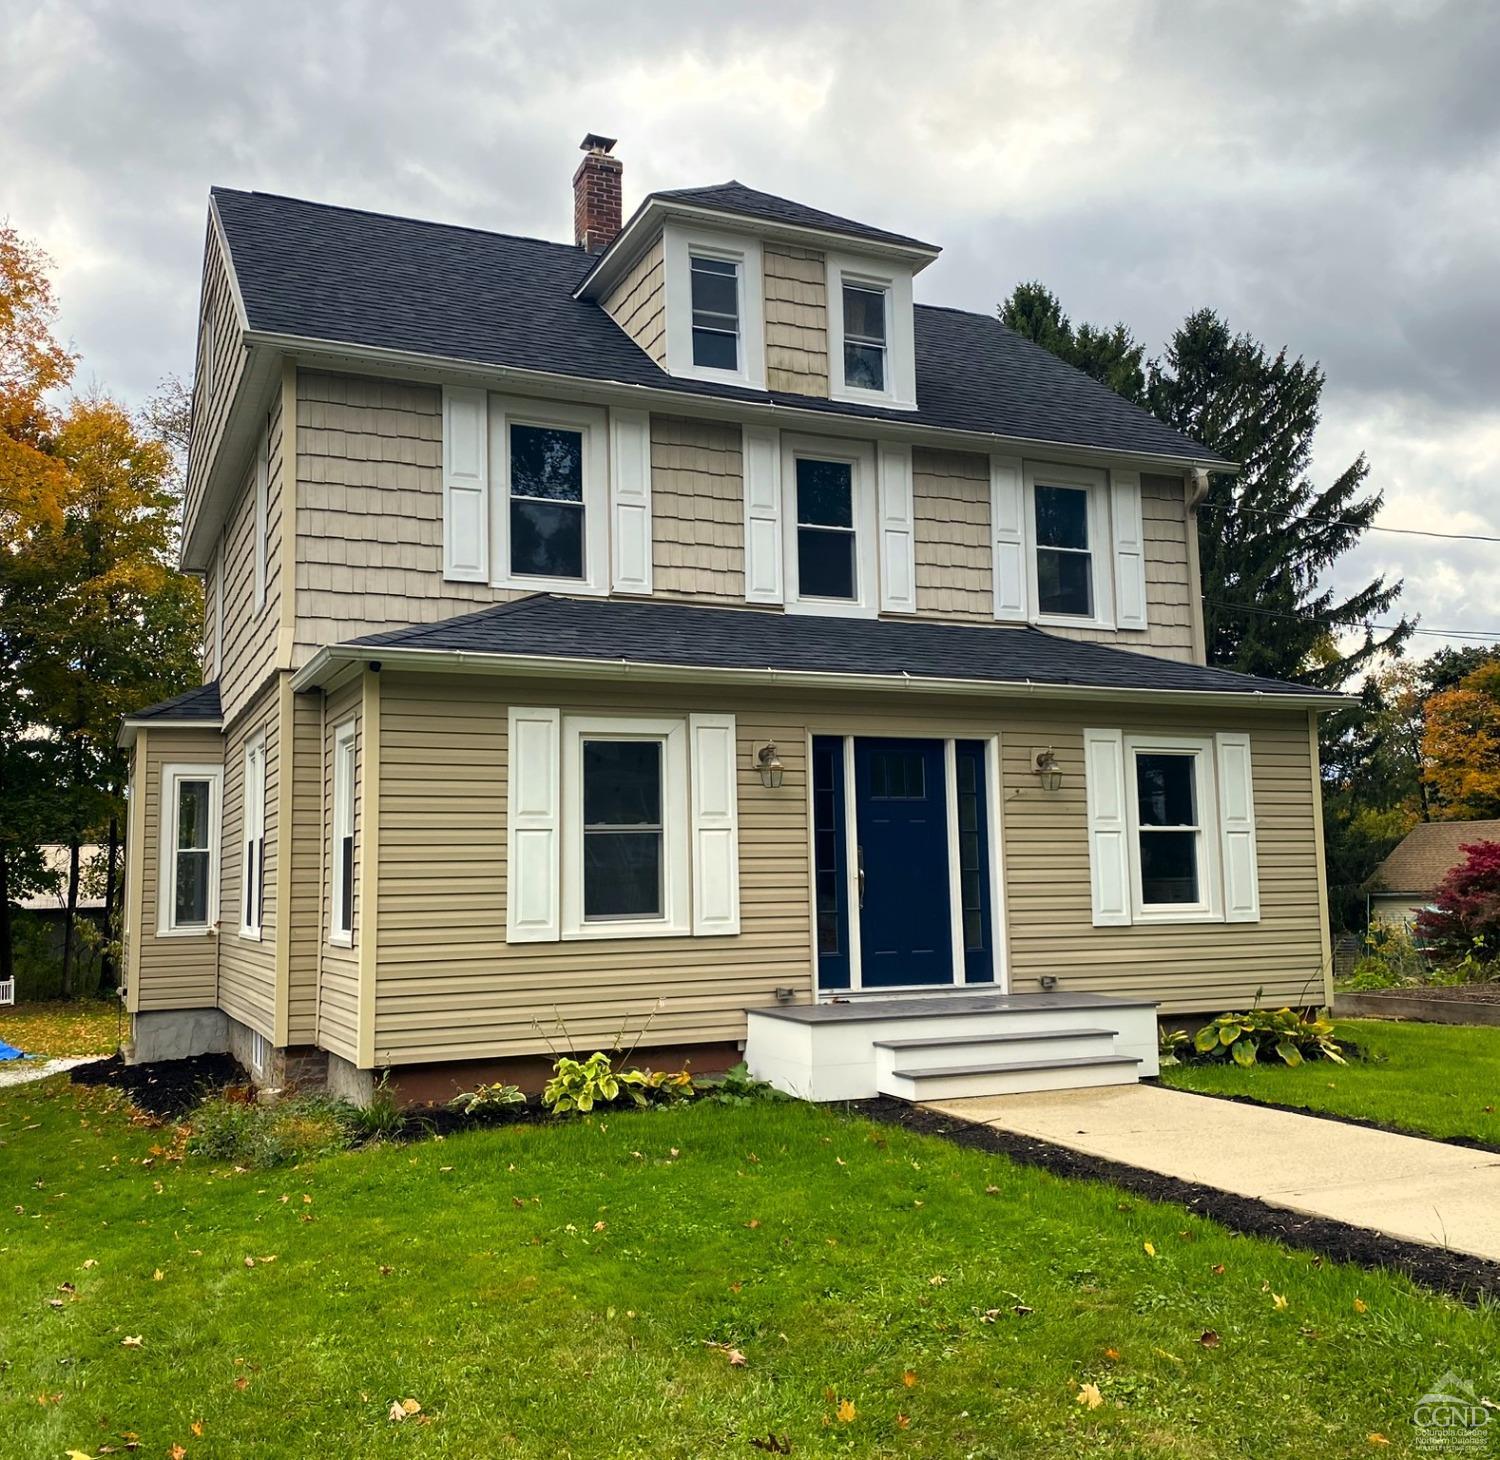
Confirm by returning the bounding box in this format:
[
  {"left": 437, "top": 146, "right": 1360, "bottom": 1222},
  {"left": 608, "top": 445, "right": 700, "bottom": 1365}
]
[
  {"left": 12, "top": 844, "right": 109, "bottom": 998},
  {"left": 119, "top": 135, "right": 1346, "bottom": 1103},
  {"left": 1361, "top": 820, "right": 1500, "bottom": 929}
]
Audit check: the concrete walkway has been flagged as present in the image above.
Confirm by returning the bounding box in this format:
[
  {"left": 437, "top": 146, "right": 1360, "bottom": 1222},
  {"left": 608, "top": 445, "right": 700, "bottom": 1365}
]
[
  {"left": 929, "top": 1083, "right": 1500, "bottom": 1262},
  {"left": 0, "top": 1056, "right": 93, "bottom": 1091}
]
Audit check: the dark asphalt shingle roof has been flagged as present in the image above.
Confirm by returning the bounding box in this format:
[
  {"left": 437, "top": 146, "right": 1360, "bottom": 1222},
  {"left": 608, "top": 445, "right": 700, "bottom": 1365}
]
[
  {"left": 1361, "top": 819, "right": 1500, "bottom": 895},
  {"left": 211, "top": 188, "right": 1229, "bottom": 466},
  {"left": 645, "top": 180, "right": 938, "bottom": 252},
  {"left": 348, "top": 595, "right": 1324, "bottom": 699},
  {"left": 127, "top": 680, "right": 222, "bottom": 722}
]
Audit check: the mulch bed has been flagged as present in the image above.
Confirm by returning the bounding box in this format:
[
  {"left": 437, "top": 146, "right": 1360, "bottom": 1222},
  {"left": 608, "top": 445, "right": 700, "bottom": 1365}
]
[
  {"left": 71, "top": 1053, "right": 248, "bottom": 1121},
  {"left": 852, "top": 1097, "right": 1500, "bottom": 1305}
]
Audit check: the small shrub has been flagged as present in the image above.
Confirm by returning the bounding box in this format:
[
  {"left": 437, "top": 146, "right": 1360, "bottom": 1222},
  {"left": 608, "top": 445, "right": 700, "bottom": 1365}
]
[
  {"left": 1157, "top": 1028, "right": 1191, "bottom": 1067},
  {"left": 701, "top": 1060, "right": 786, "bottom": 1104},
  {"left": 1415, "top": 839, "right": 1500, "bottom": 972},
  {"left": 1178, "top": 1008, "right": 1345, "bottom": 1069},
  {"left": 348, "top": 1072, "right": 407, "bottom": 1142},
  {"left": 541, "top": 1052, "right": 696, "bottom": 1114},
  {"left": 449, "top": 1080, "right": 527, "bottom": 1116},
  {"left": 1340, "top": 922, "right": 1426, "bottom": 989},
  {"left": 187, "top": 1093, "right": 358, "bottom": 1168}
]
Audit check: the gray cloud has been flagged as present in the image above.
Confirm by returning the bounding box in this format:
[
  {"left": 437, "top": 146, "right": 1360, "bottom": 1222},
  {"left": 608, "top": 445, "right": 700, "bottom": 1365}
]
[{"left": 3, "top": 0, "right": 1496, "bottom": 647}]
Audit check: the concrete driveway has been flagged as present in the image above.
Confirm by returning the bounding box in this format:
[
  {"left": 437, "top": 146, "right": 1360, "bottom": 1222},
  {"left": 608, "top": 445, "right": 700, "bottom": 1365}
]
[{"left": 928, "top": 1083, "right": 1500, "bottom": 1262}]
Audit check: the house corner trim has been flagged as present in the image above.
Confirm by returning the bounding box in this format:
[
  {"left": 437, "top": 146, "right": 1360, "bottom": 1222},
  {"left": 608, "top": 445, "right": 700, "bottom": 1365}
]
[{"left": 356, "top": 668, "right": 381, "bottom": 1067}]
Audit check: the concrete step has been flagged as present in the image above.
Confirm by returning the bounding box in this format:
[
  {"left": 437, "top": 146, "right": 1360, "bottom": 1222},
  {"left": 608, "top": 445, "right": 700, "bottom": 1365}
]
[
  {"left": 873, "top": 1027, "right": 1121, "bottom": 1075},
  {"left": 879, "top": 1053, "right": 1142, "bottom": 1102}
]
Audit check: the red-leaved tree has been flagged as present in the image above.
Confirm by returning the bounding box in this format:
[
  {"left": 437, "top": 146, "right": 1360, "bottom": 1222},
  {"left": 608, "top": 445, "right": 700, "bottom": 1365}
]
[{"left": 1414, "top": 840, "right": 1500, "bottom": 968}]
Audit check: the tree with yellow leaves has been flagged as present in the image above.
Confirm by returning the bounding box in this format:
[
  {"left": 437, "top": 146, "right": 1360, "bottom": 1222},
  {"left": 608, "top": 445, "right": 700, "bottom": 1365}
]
[{"left": 1422, "top": 659, "right": 1500, "bottom": 820}]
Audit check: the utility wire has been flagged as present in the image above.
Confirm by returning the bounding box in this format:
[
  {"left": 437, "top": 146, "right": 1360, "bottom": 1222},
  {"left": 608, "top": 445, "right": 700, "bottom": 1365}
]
[
  {"left": 1197, "top": 496, "right": 1500, "bottom": 546},
  {"left": 1202, "top": 596, "right": 1500, "bottom": 645}
]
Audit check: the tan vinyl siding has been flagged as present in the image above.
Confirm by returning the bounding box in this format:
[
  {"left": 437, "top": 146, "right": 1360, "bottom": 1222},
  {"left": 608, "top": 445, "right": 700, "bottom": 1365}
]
[
  {"left": 287, "top": 687, "right": 323, "bottom": 1043},
  {"left": 318, "top": 675, "right": 362, "bottom": 1063},
  {"left": 218, "top": 681, "right": 279, "bottom": 1040},
  {"left": 130, "top": 727, "right": 223, "bottom": 1013},
  {"left": 650, "top": 416, "right": 746, "bottom": 600},
  {"left": 219, "top": 393, "right": 283, "bottom": 722},
  {"left": 184, "top": 218, "right": 245, "bottom": 547},
  {"left": 602, "top": 234, "right": 666, "bottom": 366},
  {"left": 764, "top": 244, "right": 829, "bottom": 397},
  {"left": 913, "top": 447, "right": 992, "bottom": 618},
  {"left": 362, "top": 675, "right": 1324, "bottom": 1065}
]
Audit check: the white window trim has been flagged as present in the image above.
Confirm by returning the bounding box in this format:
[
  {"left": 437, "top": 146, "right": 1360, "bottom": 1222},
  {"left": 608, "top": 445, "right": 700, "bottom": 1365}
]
[
  {"left": 662, "top": 221, "right": 765, "bottom": 389},
  {"left": 560, "top": 715, "right": 690, "bottom": 940},
  {"left": 1023, "top": 461, "right": 1116, "bottom": 630},
  {"left": 331, "top": 719, "right": 356, "bottom": 948},
  {"left": 156, "top": 763, "right": 222, "bottom": 937},
  {"left": 240, "top": 732, "right": 266, "bottom": 941},
  {"left": 825, "top": 250, "right": 917, "bottom": 410},
  {"left": 487, "top": 393, "right": 609, "bottom": 596},
  {"left": 1123, "top": 734, "right": 1224, "bottom": 924},
  {"left": 253, "top": 421, "right": 269, "bottom": 615},
  {"left": 780, "top": 433, "right": 880, "bottom": 619}
]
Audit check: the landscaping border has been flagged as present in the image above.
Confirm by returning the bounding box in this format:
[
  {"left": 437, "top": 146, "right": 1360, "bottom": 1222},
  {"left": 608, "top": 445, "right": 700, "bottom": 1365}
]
[
  {"left": 1152, "top": 1080, "right": 1500, "bottom": 1156},
  {"left": 850, "top": 1097, "right": 1500, "bottom": 1305},
  {"left": 1334, "top": 990, "right": 1500, "bottom": 1027}
]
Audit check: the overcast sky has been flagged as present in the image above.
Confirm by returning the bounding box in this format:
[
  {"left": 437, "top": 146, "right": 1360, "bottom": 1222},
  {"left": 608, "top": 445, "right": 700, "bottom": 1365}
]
[{"left": 5, "top": 0, "right": 1497, "bottom": 655}]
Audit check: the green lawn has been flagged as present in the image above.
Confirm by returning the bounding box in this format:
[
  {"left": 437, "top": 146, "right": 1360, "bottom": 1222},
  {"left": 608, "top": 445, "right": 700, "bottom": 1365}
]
[
  {"left": 1161, "top": 1019, "right": 1500, "bottom": 1147},
  {"left": 0, "top": 997, "right": 121, "bottom": 1057},
  {"left": 2, "top": 1078, "right": 1495, "bottom": 1458}
]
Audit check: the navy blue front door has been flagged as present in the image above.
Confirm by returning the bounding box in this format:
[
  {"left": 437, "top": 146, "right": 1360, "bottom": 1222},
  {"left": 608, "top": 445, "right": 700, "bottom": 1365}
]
[{"left": 854, "top": 738, "right": 953, "bottom": 987}]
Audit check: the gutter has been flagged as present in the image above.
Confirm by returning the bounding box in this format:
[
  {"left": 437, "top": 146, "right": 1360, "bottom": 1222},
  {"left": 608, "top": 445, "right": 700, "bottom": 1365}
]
[{"left": 289, "top": 641, "right": 1355, "bottom": 712}]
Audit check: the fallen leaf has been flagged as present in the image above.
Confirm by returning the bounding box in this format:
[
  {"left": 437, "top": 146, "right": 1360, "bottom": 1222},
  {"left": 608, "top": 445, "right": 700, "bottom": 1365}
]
[
  {"left": 243, "top": 1257, "right": 255, "bottom": 1269},
  {"left": 169, "top": 1444, "right": 186, "bottom": 1460},
  {"left": 439, "top": 1165, "right": 453, "bottom": 1173},
  {"left": 121, "top": 1335, "right": 144, "bottom": 1348},
  {"left": 1143, "top": 1241, "right": 1156, "bottom": 1257},
  {"left": 1211, "top": 1263, "right": 1225, "bottom": 1275},
  {"left": 66, "top": 1452, "right": 93, "bottom": 1459},
  {"left": 153, "top": 1270, "right": 164, "bottom": 1282},
  {"left": 1103, "top": 1347, "right": 1120, "bottom": 1361},
  {"left": 896, "top": 1413, "right": 910, "bottom": 1429},
  {"left": 980, "top": 1308, "right": 1001, "bottom": 1323},
  {"left": 1368, "top": 1435, "right": 1390, "bottom": 1446},
  {"left": 745, "top": 1218, "right": 760, "bottom": 1229},
  {"left": 928, "top": 1274, "right": 946, "bottom": 1286},
  {"left": 592, "top": 1221, "right": 606, "bottom": 1232},
  {"left": 379, "top": 1265, "right": 394, "bottom": 1277},
  {"left": 1353, "top": 1297, "right": 1368, "bottom": 1314},
  {"left": 984, "top": 1184, "right": 1000, "bottom": 1195},
  {"left": 1272, "top": 1292, "right": 1289, "bottom": 1311},
  {"left": 82, "top": 1259, "right": 97, "bottom": 1269},
  {"left": 1012, "top": 1303, "right": 1034, "bottom": 1317},
  {"left": 191, "top": 1421, "right": 204, "bottom": 1437},
  {"left": 233, "top": 1377, "right": 249, "bottom": 1391},
  {"left": 836, "top": 1398, "right": 857, "bottom": 1423},
  {"left": 402, "top": 1398, "right": 421, "bottom": 1414},
  {"left": 903, "top": 1370, "right": 917, "bottom": 1388},
  {"left": 1199, "top": 1330, "right": 1221, "bottom": 1348},
  {"left": 388, "top": 1402, "right": 407, "bottom": 1423},
  {"left": 1077, "top": 1382, "right": 1104, "bottom": 1410},
  {"left": 748, "top": 1435, "right": 791, "bottom": 1455},
  {"left": 57, "top": 1281, "right": 76, "bottom": 1294}
]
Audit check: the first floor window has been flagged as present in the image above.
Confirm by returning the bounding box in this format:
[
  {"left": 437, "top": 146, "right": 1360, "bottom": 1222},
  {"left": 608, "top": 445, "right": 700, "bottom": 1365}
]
[
  {"left": 1034, "top": 481, "right": 1094, "bottom": 617},
  {"left": 842, "top": 281, "right": 887, "bottom": 392},
  {"left": 795, "top": 456, "right": 857, "bottom": 601},
  {"left": 509, "top": 421, "right": 585, "bottom": 581},
  {"left": 582, "top": 739, "right": 664, "bottom": 920},
  {"left": 160, "top": 764, "right": 220, "bottom": 934},
  {"left": 242, "top": 735, "right": 266, "bottom": 937},
  {"left": 1133, "top": 749, "right": 1204, "bottom": 908},
  {"left": 332, "top": 720, "right": 356, "bottom": 942},
  {"left": 690, "top": 254, "right": 740, "bottom": 371}
]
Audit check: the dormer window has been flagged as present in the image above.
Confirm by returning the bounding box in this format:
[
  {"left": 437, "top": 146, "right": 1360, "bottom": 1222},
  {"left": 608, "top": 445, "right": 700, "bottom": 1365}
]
[
  {"left": 842, "top": 283, "right": 887, "bottom": 392},
  {"left": 690, "top": 255, "right": 740, "bottom": 371}
]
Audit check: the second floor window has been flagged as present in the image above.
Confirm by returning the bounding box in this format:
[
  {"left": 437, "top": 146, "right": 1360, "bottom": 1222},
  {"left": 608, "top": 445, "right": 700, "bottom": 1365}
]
[
  {"left": 332, "top": 720, "right": 356, "bottom": 944},
  {"left": 242, "top": 734, "right": 266, "bottom": 938},
  {"left": 1034, "top": 482, "right": 1094, "bottom": 618},
  {"left": 842, "top": 283, "right": 887, "bottom": 392},
  {"left": 690, "top": 255, "right": 740, "bottom": 371},
  {"left": 510, "top": 423, "right": 585, "bottom": 580},
  {"left": 795, "top": 457, "right": 857, "bottom": 602}
]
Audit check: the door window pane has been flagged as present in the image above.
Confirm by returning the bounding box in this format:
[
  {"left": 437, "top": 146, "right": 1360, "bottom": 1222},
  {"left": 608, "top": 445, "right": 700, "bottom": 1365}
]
[
  {"left": 796, "top": 458, "right": 857, "bottom": 601},
  {"left": 843, "top": 284, "right": 886, "bottom": 391},
  {"left": 691, "top": 255, "right": 739, "bottom": 371},
  {"left": 510, "top": 424, "right": 585, "bottom": 579},
  {"left": 870, "top": 750, "right": 925, "bottom": 800},
  {"left": 582, "top": 739, "right": 664, "bottom": 919}
]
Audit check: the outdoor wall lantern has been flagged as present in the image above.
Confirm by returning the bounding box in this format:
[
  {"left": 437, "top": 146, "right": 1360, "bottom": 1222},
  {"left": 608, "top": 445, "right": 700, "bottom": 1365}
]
[
  {"left": 756, "top": 741, "right": 786, "bottom": 789},
  {"left": 1032, "top": 747, "right": 1063, "bottom": 793}
]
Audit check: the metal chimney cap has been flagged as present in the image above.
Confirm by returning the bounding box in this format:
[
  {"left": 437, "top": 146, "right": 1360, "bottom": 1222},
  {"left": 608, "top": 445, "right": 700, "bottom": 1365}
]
[{"left": 579, "top": 133, "right": 618, "bottom": 154}]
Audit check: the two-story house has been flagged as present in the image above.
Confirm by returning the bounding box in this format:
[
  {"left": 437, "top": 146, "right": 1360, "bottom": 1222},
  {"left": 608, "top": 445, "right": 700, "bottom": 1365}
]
[{"left": 119, "top": 136, "right": 1343, "bottom": 1104}]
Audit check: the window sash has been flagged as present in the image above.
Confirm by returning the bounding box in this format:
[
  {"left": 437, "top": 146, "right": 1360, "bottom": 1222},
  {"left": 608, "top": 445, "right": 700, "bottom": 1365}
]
[
  {"left": 580, "top": 735, "right": 666, "bottom": 923},
  {"left": 160, "top": 766, "right": 219, "bottom": 935},
  {"left": 690, "top": 255, "right": 741, "bottom": 371},
  {"left": 332, "top": 724, "right": 355, "bottom": 940},
  {"left": 1127, "top": 745, "right": 1214, "bottom": 915}
]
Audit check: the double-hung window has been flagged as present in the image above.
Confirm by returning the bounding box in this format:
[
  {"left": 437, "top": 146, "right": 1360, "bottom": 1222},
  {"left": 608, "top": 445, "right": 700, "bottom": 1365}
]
[
  {"left": 1034, "top": 482, "right": 1094, "bottom": 617},
  {"left": 781, "top": 436, "right": 879, "bottom": 617},
  {"left": 1125, "top": 737, "right": 1220, "bottom": 921},
  {"left": 159, "top": 764, "right": 220, "bottom": 935},
  {"left": 842, "top": 282, "right": 887, "bottom": 392},
  {"left": 509, "top": 422, "right": 586, "bottom": 581},
  {"left": 241, "top": 734, "right": 266, "bottom": 939},
  {"left": 690, "top": 254, "right": 740, "bottom": 372},
  {"left": 331, "top": 720, "right": 356, "bottom": 945}
]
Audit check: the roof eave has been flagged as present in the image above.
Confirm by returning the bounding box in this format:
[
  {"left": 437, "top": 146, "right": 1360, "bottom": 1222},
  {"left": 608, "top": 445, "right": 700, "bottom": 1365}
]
[
  {"left": 291, "top": 640, "right": 1352, "bottom": 711},
  {"left": 118, "top": 715, "right": 225, "bottom": 749},
  {"left": 575, "top": 196, "right": 942, "bottom": 302},
  {"left": 248, "top": 330, "right": 1235, "bottom": 476}
]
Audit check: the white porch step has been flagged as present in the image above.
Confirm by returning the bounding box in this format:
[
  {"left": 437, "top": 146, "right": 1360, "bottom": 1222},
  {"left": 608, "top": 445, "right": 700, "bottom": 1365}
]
[
  {"left": 880, "top": 1054, "right": 1143, "bottom": 1102},
  {"left": 873, "top": 1026, "right": 1122, "bottom": 1082}
]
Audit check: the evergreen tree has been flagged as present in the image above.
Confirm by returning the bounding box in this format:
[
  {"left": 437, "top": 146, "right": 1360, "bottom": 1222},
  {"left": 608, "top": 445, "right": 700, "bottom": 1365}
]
[{"left": 1000, "top": 282, "right": 1147, "bottom": 403}]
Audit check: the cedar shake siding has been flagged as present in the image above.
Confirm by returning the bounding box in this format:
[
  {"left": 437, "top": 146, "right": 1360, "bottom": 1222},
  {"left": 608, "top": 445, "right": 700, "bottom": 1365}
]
[
  {"left": 185, "top": 218, "right": 245, "bottom": 545},
  {"left": 601, "top": 233, "right": 666, "bottom": 366},
  {"left": 763, "top": 244, "right": 829, "bottom": 397},
  {"left": 650, "top": 415, "right": 746, "bottom": 601}
]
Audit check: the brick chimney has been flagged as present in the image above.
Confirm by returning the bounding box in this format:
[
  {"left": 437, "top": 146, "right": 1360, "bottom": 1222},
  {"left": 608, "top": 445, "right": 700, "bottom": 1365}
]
[{"left": 573, "top": 133, "right": 622, "bottom": 253}]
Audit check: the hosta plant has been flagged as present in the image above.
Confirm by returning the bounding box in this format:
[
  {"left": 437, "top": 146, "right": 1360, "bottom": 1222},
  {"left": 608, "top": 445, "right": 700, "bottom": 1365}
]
[
  {"left": 541, "top": 1053, "right": 695, "bottom": 1114},
  {"left": 449, "top": 1081, "right": 527, "bottom": 1116},
  {"left": 1157, "top": 1027, "right": 1192, "bottom": 1067},
  {"left": 1183, "top": 1007, "right": 1345, "bottom": 1068}
]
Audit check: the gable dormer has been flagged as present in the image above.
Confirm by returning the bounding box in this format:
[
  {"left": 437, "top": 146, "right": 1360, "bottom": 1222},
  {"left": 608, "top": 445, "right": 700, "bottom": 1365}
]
[{"left": 575, "top": 148, "right": 938, "bottom": 412}]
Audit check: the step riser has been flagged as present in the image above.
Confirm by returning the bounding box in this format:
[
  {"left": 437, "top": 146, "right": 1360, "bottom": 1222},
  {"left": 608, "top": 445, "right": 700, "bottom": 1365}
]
[
  {"left": 873, "top": 1032, "right": 1119, "bottom": 1078},
  {"left": 881, "top": 1062, "right": 1139, "bottom": 1100}
]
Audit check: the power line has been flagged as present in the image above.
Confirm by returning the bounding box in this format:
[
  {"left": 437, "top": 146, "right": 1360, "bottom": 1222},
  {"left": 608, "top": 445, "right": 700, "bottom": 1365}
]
[
  {"left": 1203, "top": 597, "right": 1500, "bottom": 645},
  {"left": 1197, "top": 496, "right": 1500, "bottom": 546}
]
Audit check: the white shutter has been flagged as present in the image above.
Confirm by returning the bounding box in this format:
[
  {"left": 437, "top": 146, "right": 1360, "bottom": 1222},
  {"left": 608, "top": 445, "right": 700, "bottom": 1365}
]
[
  {"left": 506, "top": 707, "right": 560, "bottom": 943},
  {"left": 442, "top": 387, "right": 489, "bottom": 583},
  {"left": 689, "top": 713, "right": 741, "bottom": 935},
  {"left": 742, "top": 426, "right": 783, "bottom": 604},
  {"left": 1111, "top": 468, "right": 1148, "bottom": 630},
  {"left": 610, "top": 408, "right": 653, "bottom": 595},
  {"left": 1216, "top": 732, "right": 1261, "bottom": 923},
  {"left": 876, "top": 442, "right": 916, "bottom": 614},
  {"left": 1083, "top": 729, "right": 1132, "bottom": 927},
  {"left": 990, "top": 454, "right": 1027, "bottom": 620}
]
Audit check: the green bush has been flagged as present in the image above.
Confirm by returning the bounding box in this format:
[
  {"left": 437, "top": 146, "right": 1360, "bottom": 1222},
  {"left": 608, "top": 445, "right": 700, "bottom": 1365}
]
[
  {"left": 449, "top": 1080, "right": 527, "bottom": 1116},
  {"left": 1170, "top": 1008, "right": 1346, "bottom": 1069},
  {"left": 1157, "top": 1028, "right": 1192, "bottom": 1067},
  {"left": 541, "top": 1052, "right": 697, "bottom": 1115},
  {"left": 347, "top": 1072, "right": 408, "bottom": 1141},
  {"left": 187, "top": 1093, "right": 359, "bottom": 1168},
  {"left": 701, "top": 1060, "right": 787, "bottom": 1104},
  {"left": 1339, "top": 922, "right": 1426, "bottom": 990}
]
